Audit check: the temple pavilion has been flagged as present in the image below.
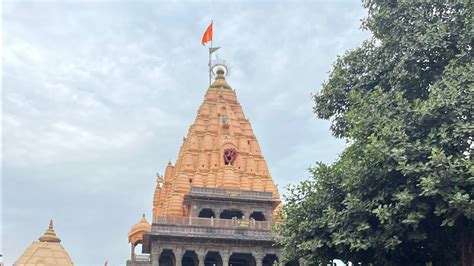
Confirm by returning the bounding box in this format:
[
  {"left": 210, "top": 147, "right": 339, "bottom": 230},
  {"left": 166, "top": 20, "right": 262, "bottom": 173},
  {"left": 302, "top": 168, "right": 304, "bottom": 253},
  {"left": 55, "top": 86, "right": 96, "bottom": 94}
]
[{"left": 127, "top": 66, "right": 298, "bottom": 266}]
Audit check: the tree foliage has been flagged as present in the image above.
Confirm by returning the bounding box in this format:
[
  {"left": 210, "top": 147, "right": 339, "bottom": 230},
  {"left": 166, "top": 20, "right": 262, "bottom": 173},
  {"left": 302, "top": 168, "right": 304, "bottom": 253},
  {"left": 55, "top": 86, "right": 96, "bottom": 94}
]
[{"left": 277, "top": 1, "right": 473, "bottom": 265}]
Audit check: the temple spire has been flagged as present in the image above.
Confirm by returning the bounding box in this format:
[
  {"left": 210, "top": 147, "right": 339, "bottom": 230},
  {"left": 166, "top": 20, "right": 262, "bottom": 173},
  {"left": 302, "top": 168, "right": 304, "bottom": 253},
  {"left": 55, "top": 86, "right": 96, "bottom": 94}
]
[{"left": 152, "top": 69, "right": 280, "bottom": 217}]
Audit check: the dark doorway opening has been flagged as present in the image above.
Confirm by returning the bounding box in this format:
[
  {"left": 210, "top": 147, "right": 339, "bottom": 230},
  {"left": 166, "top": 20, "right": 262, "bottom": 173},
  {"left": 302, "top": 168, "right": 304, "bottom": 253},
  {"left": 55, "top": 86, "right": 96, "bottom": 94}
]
[
  {"left": 204, "top": 251, "right": 222, "bottom": 266},
  {"left": 198, "top": 208, "right": 215, "bottom": 218},
  {"left": 182, "top": 250, "right": 198, "bottom": 266},
  {"left": 219, "top": 209, "right": 243, "bottom": 219},
  {"left": 250, "top": 211, "right": 266, "bottom": 221},
  {"left": 285, "top": 260, "right": 300, "bottom": 266},
  {"left": 229, "top": 253, "right": 256, "bottom": 266},
  {"left": 263, "top": 254, "right": 278, "bottom": 266},
  {"left": 159, "top": 249, "right": 175, "bottom": 266}
]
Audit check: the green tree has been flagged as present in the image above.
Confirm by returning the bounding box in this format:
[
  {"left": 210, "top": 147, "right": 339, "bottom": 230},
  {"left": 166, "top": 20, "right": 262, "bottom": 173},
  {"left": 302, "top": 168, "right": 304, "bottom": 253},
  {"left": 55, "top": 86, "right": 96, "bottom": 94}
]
[{"left": 277, "top": 1, "right": 473, "bottom": 265}]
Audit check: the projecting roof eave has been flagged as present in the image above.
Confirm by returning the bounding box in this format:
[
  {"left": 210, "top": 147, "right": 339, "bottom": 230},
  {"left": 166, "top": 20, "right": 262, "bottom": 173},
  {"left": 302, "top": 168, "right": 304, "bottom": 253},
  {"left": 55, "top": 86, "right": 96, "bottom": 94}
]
[
  {"left": 184, "top": 193, "right": 281, "bottom": 207},
  {"left": 184, "top": 187, "right": 281, "bottom": 208}
]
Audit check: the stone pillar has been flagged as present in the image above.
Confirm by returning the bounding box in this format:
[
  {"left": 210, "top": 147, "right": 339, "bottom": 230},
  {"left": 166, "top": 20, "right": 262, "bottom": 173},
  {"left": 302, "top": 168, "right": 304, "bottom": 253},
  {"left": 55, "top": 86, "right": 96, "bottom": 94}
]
[
  {"left": 266, "top": 211, "right": 272, "bottom": 222},
  {"left": 215, "top": 208, "right": 222, "bottom": 219},
  {"left": 221, "top": 251, "right": 230, "bottom": 266},
  {"left": 196, "top": 249, "right": 206, "bottom": 266},
  {"left": 254, "top": 253, "right": 264, "bottom": 266},
  {"left": 175, "top": 248, "right": 183, "bottom": 266},
  {"left": 243, "top": 209, "right": 252, "bottom": 219},
  {"left": 151, "top": 244, "right": 161, "bottom": 266},
  {"left": 131, "top": 244, "right": 136, "bottom": 261},
  {"left": 276, "top": 253, "right": 284, "bottom": 266}
]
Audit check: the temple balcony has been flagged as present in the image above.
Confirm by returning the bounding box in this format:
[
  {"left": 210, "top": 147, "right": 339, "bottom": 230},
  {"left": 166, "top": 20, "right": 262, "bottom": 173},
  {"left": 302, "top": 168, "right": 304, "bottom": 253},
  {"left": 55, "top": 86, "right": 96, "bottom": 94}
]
[
  {"left": 126, "top": 254, "right": 151, "bottom": 266},
  {"left": 151, "top": 216, "right": 279, "bottom": 241}
]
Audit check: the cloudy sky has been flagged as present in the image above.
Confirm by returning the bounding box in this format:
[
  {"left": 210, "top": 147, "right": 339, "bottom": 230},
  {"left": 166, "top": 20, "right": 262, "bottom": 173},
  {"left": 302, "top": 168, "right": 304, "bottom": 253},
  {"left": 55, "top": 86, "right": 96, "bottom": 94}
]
[{"left": 3, "top": 1, "right": 370, "bottom": 265}]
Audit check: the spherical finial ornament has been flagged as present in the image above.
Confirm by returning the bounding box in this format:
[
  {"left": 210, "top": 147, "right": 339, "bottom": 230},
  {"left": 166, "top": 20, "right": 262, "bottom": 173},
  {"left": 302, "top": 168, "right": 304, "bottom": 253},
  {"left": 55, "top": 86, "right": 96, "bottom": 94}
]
[
  {"left": 211, "top": 62, "right": 230, "bottom": 78},
  {"left": 216, "top": 68, "right": 225, "bottom": 75}
]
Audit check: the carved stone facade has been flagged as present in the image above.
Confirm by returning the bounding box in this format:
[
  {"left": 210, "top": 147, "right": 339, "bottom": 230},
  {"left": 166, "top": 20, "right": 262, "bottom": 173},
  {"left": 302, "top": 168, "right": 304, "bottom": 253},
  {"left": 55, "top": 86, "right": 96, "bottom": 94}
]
[{"left": 127, "top": 69, "right": 297, "bottom": 266}]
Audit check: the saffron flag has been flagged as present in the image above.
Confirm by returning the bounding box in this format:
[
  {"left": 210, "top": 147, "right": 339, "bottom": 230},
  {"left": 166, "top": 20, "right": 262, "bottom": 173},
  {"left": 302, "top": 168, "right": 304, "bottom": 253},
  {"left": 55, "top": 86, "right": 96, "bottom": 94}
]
[{"left": 201, "top": 20, "right": 213, "bottom": 46}]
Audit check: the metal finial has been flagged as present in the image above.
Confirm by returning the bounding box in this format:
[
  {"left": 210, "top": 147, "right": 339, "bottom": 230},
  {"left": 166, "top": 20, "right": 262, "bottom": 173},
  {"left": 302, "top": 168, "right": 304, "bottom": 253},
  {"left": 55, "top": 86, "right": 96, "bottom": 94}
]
[{"left": 39, "top": 219, "right": 61, "bottom": 243}]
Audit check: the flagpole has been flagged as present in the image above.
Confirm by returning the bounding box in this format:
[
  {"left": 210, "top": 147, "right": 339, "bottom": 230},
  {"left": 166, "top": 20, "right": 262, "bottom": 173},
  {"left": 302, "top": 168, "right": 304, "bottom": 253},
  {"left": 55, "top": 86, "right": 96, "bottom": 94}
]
[{"left": 209, "top": 40, "right": 212, "bottom": 87}]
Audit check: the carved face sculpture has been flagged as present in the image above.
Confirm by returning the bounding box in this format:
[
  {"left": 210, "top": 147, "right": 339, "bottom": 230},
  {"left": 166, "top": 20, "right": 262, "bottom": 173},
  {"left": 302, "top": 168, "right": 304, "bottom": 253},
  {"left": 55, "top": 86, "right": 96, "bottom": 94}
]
[{"left": 223, "top": 148, "right": 238, "bottom": 165}]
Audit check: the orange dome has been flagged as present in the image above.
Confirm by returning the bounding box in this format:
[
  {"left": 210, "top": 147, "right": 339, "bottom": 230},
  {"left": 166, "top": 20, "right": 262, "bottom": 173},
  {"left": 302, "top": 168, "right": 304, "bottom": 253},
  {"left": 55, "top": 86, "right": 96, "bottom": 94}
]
[{"left": 128, "top": 214, "right": 151, "bottom": 245}]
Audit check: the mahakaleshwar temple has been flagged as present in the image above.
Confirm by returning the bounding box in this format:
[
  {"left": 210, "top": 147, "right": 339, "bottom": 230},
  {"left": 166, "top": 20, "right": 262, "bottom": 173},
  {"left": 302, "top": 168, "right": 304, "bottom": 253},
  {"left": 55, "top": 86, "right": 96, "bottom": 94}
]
[{"left": 13, "top": 63, "right": 302, "bottom": 266}]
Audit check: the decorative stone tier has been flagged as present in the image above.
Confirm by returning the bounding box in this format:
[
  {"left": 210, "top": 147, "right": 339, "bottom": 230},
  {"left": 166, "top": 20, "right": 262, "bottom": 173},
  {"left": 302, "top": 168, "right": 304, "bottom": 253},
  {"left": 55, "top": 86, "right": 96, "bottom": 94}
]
[
  {"left": 150, "top": 224, "right": 274, "bottom": 242},
  {"left": 140, "top": 219, "right": 286, "bottom": 266},
  {"left": 151, "top": 217, "right": 277, "bottom": 242},
  {"left": 187, "top": 187, "right": 275, "bottom": 202},
  {"left": 142, "top": 216, "right": 279, "bottom": 253}
]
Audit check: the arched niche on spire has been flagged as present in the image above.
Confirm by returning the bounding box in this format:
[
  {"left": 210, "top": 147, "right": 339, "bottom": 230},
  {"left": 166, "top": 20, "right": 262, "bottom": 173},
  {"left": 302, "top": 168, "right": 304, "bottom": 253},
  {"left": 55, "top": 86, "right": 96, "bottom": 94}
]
[{"left": 221, "top": 141, "right": 238, "bottom": 166}]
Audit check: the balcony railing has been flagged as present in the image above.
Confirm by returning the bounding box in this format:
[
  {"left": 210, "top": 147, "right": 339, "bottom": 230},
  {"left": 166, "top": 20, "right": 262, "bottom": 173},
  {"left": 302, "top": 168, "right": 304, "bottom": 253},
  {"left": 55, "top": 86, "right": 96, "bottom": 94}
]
[
  {"left": 127, "top": 254, "right": 151, "bottom": 266},
  {"left": 134, "top": 254, "right": 150, "bottom": 261},
  {"left": 151, "top": 224, "right": 276, "bottom": 240},
  {"left": 153, "top": 216, "right": 276, "bottom": 230}
]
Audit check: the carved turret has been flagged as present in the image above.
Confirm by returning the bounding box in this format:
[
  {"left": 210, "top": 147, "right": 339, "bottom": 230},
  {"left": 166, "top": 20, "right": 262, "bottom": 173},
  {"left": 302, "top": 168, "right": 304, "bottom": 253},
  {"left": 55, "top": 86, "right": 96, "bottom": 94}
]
[{"left": 164, "top": 160, "right": 174, "bottom": 179}]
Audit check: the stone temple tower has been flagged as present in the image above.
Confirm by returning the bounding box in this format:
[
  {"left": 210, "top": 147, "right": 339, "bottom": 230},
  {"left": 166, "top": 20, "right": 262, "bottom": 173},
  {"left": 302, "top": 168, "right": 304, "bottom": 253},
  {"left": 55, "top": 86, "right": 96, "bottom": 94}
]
[{"left": 127, "top": 67, "right": 295, "bottom": 266}]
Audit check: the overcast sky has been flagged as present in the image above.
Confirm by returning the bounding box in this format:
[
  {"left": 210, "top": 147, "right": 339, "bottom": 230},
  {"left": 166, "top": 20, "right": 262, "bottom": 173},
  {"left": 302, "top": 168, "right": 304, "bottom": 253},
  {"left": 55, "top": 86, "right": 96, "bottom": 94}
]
[{"left": 3, "top": 1, "right": 370, "bottom": 265}]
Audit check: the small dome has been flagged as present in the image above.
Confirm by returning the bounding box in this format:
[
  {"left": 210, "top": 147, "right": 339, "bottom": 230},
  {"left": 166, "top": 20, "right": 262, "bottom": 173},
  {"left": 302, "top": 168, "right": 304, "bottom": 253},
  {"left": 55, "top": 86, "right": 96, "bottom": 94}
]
[
  {"left": 14, "top": 220, "right": 74, "bottom": 266},
  {"left": 128, "top": 214, "right": 151, "bottom": 245}
]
